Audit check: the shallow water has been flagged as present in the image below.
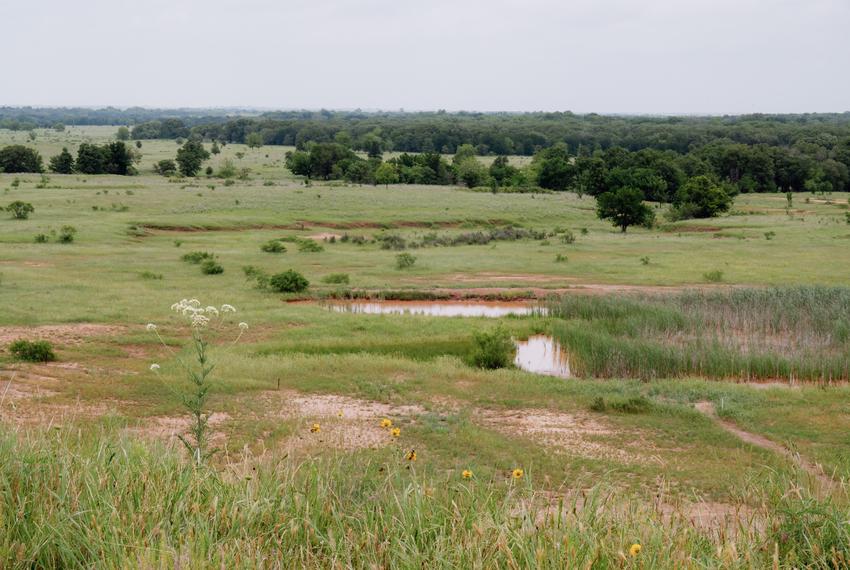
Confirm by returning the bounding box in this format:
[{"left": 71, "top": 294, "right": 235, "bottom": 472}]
[
  {"left": 513, "top": 335, "right": 571, "bottom": 378},
  {"left": 326, "top": 301, "right": 545, "bottom": 318}
]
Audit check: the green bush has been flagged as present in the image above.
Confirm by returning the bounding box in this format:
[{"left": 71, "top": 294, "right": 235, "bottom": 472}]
[
  {"left": 7, "top": 201, "right": 34, "bottom": 219},
  {"left": 270, "top": 270, "right": 309, "bottom": 293},
  {"left": 469, "top": 326, "right": 514, "bottom": 369},
  {"left": 395, "top": 252, "right": 417, "bottom": 270},
  {"left": 297, "top": 239, "right": 324, "bottom": 253},
  {"left": 321, "top": 273, "right": 350, "bottom": 285},
  {"left": 33, "top": 233, "right": 49, "bottom": 243},
  {"left": 200, "top": 260, "right": 224, "bottom": 275},
  {"left": 261, "top": 240, "right": 287, "bottom": 253},
  {"left": 57, "top": 225, "right": 76, "bottom": 243},
  {"left": 9, "top": 339, "right": 56, "bottom": 362}
]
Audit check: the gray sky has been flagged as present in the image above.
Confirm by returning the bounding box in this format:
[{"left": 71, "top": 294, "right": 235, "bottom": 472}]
[{"left": 3, "top": 0, "right": 848, "bottom": 114}]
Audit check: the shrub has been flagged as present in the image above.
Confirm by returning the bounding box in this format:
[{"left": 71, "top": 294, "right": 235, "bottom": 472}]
[
  {"left": 154, "top": 159, "right": 177, "bottom": 176},
  {"left": 377, "top": 234, "right": 407, "bottom": 250},
  {"left": 33, "top": 233, "right": 49, "bottom": 243},
  {"left": 640, "top": 256, "right": 650, "bottom": 265},
  {"left": 703, "top": 270, "right": 724, "bottom": 283},
  {"left": 469, "top": 326, "right": 514, "bottom": 369},
  {"left": 7, "top": 201, "right": 34, "bottom": 219},
  {"left": 395, "top": 252, "right": 417, "bottom": 270},
  {"left": 845, "top": 212, "right": 850, "bottom": 224},
  {"left": 57, "top": 225, "right": 76, "bottom": 243},
  {"left": 589, "top": 395, "right": 652, "bottom": 414},
  {"left": 764, "top": 231, "right": 776, "bottom": 240},
  {"left": 560, "top": 230, "right": 576, "bottom": 244},
  {"left": 9, "top": 339, "right": 56, "bottom": 362},
  {"left": 297, "top": 239, "right": 324, "bottom": 253},
  {"left": 321, "top": 273, "right": 350, "bottom": 284},
  {"left": 140, "top": 271, "right": 163, "bottom": 280},
  {"left": 261, "top": 240, "right": 287, "bottom": 253},
  {"left": 269, "top": 270, "right": 309, "bottom": 293},
  {"left": 200, "top": 260, "right": 224, "bottom": 275},
  {"left": 181, "top": 251, "right": 214, "bottom": 264},
  {"left": 555, "top": 254, "right": 568, "bottom": 263}
]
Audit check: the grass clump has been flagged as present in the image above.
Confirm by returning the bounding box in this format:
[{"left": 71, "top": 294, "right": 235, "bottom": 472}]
[
  {"left": 321, "top": 273, "right": 350, "bottom": 285},
  {"left": 395, "top": 252, "right": 417, "bottom": 270},
  {"left": 181, "top": 251, "right": 214, "bottom": 264},
  {"left": 8, "top": 339, "right": 56, "bottom": 362},
  {"left": 703, "top": 269, "right": 724, "bottom": 283}
]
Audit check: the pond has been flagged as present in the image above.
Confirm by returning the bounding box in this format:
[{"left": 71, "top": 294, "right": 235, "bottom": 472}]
[
  {"left": 325, "top": 300, "right": 546, "bottom": 318},
  {"left": 513, "top": 335, "right": 571, "bottom": 379}
]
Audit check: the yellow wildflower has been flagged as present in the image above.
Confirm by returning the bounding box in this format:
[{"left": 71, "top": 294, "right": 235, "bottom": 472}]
[
  {"left": 391, "top": 427, "right": 401, "bottom": 438},
  {"left": 380, "top": 418, "right": 392, "bottom": 429},
  {"left": 462, "top": 470, "right": 473, "bottom": 479},
  {"left": 406, "top": 450, "right": 417, "bottom": 461},
  {"left": 629, "top": 544, "right": 642, "bottom": 557},
  {"left": 310, "top": 423, "right": 321, "bottom": 433},
  {"left": 512, "top": 468, "right": 524, "bottom": 479}
]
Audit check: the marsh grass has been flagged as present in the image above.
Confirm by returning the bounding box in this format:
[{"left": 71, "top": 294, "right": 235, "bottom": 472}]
[{"left": 550, "top": 287, "right": 850, "bottom": 381}]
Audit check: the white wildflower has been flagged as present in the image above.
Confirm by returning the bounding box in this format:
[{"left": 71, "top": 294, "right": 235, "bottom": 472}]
[
  {"left": 238, "top": 322, "right": 249, "bottom": 331},
  {"left": 170, "top": 302, "right": 180, "bottom": 312},
  {"left": 191, "top": 314, "right": 210, "bottom": 328},
  {"left": 150, "top": 363, "right": 161, "bottom": 372},
  {"left": 146, "top": 323, "right": 157, "bottom": 332},
  {"left": 205, "top": 306, "right": 219, "bottom": 317},
  {"left": 221, "top": 304, "right": 236, "bottom": 313},
  {"left": 188, "top": 299, "right": 201, "bottom": 308}
]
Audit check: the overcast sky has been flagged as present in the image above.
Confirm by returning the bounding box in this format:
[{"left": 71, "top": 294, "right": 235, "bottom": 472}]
[{"left": 2, "top": 0, "right": 848, "bottom": 114}]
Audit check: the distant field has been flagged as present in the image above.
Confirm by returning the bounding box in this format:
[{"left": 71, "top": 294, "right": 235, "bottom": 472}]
[{"left": 1, "top": 127, "right": 849, "bottom": 567}]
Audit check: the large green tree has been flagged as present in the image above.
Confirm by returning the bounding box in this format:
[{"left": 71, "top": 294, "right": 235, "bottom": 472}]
[{"left": 596, "top": 187, "right": 655, "bottom": 233}]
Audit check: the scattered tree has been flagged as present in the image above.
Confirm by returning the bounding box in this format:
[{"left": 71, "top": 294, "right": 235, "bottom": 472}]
[
  {"left": 176, "top": 139, "right": 211, "bottom": 177},
  {"left": 596, "top": 187, "right": 655, "bottom": 232},
  {"left": 49, "top": 147, "right": 75, "bottom": 174}
]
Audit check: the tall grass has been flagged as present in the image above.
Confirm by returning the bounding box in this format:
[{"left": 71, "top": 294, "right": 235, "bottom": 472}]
[
  {"left": 1, "top": 429, "right": 847, "bottom": 568},
  {"left": 549, "top": 287, "right": 850, "bottom": 381}
]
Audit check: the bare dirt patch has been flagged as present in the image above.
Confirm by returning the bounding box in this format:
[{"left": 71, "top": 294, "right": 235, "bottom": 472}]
[
  {"left": 477, "top": 407, "right": 661, "bottom": 465},
  {"left": 245, "top": 390, "right": 424, "bottom": 453},
  {"left": 306, "top": 232, "right": 342, "bottom": 241},
  {"left": 0, "top": 324, "right": 124, "bottom": 347},
  {"left": 126, "top": 412, "right": 230, "bottom": 448}
]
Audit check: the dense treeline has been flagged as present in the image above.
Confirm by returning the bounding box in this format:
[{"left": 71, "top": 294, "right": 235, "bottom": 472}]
[
  {"left": 0, "top": 107, "right": 240, "bottom": 131},
  {"left": 188, "top": 110, "right": 850, "bottom": 154}
]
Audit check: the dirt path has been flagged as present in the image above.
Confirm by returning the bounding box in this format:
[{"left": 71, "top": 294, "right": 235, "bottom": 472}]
[{"left": 695, "top": 401, "right": 840, "bottom": 496}]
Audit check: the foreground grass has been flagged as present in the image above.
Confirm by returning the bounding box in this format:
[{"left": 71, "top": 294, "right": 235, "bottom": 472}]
[{"left": 1, "top": 429, "right": 847, "bottom": 569}]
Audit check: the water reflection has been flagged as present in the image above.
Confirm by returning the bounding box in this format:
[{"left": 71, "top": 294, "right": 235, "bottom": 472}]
[
  {"left": 514, "top": 335, "right": 571, "bottom": 378},
  {"left": 327, "top": 301, "right": 545, "bottom": 318}
]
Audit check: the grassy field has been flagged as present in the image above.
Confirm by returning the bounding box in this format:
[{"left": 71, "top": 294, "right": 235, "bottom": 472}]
[{"left": 1, "top": 127, "right": 849, "bottom": 567}]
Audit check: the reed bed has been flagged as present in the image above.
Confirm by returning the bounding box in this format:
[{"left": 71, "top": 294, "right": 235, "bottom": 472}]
[{"left": 549, "top": 287, "right": 850, "bottom": 381}]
